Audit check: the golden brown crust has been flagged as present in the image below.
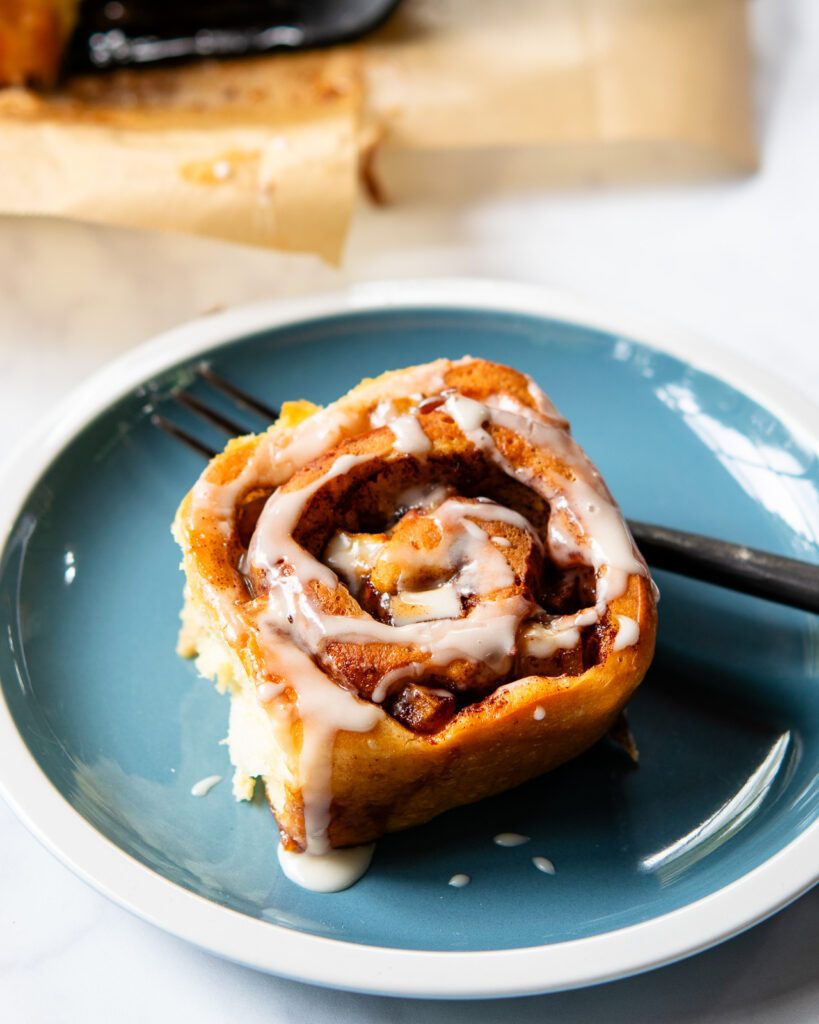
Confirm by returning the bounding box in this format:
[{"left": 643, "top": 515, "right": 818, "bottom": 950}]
[{"left": 174, "top": 358, "right": 657, "bottom": 849}]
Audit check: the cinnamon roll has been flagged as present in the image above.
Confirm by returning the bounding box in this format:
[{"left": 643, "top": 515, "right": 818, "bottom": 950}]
[{"left": 173, "top": 357, "right": 657, "bottom": 886}]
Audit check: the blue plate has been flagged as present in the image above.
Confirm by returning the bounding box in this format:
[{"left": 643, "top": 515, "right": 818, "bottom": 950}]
[{"left": 0, "top": 283, "right": 817, "bottom": 995}]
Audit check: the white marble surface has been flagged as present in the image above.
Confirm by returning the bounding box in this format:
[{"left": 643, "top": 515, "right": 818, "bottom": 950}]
[{"left": 1, "top": 0, "right": 818, "bottom": 1019}]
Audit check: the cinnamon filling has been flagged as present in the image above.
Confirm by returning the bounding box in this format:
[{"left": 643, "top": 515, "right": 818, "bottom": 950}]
[{"left": 238, "top": 413, "right": 613, "bottom": 734}]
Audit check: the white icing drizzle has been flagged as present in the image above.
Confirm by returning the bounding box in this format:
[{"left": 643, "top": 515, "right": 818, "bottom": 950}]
[
  {"left": 494, "top": 832, "right": 531, "bottom": 847},
  {"left": 250, "top": 452, "right": 374, "bottom": 590},
  {"left": 533, "top": 856, "right": 556, "bottom": 875},
  {"left": 390, "top": 413, "right": 431, "bottom": 454},
  {"left": 252, "top": 476, "right": 537, "bottom": 707},
  {"left": 368, "top": 600, "right": 529, "bottom": 702},
  {"left": 391, "top": 584, "right": 462, "bottom": 625},
  {"left": 436, "top": 498, "right": 544, "bottom": 548},
  {"left": 277, "top": 842, "right": 375, "bottom": 892},
  {"left": 190, "top": 359, "right": 454, "bottom": 528},
  {"left": 445, "top": 393, "right": 490, "bottom": 437},
  {"left": 448, "top": 873, "right": 471, "bottom": 888},
  {"left": 613, "top": 615, "right": 640, "bottom": 650},
  {"left": 520, "top": 621, "right": 581, "bottom": 659},
  {"left": 369, "top": 399, "right": 400, "bottom": 427},
  {"left": 190, "top": 775, "right": 222, "bottom": 797},
  {"left": 533, "top": 705, "right": 546, "bottom": 721},
  {"left": 394, "top": 482, "right": 453, "bottom": 512},
  {"left": 260, "top": 637, "right": 381, "bottom": 855},
  {"left": 442, "top": 392, "right": 642, "bottom": 594},
  {"left": 435, "top": 507, "right": 515, "bottom": 596},
  {"left": 324, "top": 532, "right": 386, "bottom": 595}
]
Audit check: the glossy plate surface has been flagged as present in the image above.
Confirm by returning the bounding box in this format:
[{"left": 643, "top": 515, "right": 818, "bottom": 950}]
[{"left": 0, "top": 281, "right": 816, "bottom": 997}]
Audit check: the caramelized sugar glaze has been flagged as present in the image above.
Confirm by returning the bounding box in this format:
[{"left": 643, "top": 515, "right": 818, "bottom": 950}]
[{"left": 174, "top": 358, "right": 657, "bottom": 855}]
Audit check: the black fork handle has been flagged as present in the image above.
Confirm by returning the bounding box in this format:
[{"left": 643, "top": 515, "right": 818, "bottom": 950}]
[{"left": 628, "top": 520, "right": 819, "bottom": 614}]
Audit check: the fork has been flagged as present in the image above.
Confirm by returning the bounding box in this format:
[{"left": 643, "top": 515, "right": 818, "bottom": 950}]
[{"left": 151, "top": 366, "right": 819, "bottom": 614}]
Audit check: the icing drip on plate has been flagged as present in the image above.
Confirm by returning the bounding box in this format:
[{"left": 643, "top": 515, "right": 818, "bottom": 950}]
[
  {"left": 278, "top": 843, "right": 375, "bottom": 892},
  {"left": 190, "top": 775, "right": 222, "bottom": 797}
]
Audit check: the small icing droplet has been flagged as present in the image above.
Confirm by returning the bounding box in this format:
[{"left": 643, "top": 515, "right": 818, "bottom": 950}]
[
  {"left": 448, "top": 873, "right": 471, "bottom": 888},
  {"left": 533, "top": 856, "right": 556, "bottom": 875},
  {"left": 494, "top": 832, "right": 530, "bottom": 847},
  {"left": 533, "top": 705, "right": 546, "bottom": 721},
  {"left": 190, "top": 775, "right": 222, "bottom": 797}
]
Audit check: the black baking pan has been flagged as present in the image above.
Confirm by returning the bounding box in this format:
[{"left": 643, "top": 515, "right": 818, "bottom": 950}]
[{"left": 64, "top": 0, "right": 402, "bottom": 73}]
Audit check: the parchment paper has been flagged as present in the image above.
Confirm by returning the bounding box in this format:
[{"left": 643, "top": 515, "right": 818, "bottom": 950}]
[
  {"left": 0, "top": 51, "right": 363, "bottom": 262},
  {"left": 363, "top": 0, "right": 757, "bottom": 199},
  {"left": 0, "top": 0, "right": 756, "bottom": 260}
]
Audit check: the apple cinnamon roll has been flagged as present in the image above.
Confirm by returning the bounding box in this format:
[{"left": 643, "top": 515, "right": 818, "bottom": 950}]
[{"left": 173, "top": 357, "right": 657, "bottom": 867}]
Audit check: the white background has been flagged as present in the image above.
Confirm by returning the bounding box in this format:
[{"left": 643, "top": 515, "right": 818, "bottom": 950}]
[{"left": 1, "top": 0, "right": 817, "bottom": 1019}]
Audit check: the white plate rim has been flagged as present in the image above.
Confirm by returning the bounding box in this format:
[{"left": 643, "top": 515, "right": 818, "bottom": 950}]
[{"left": 0, "top": 277, "right": 816, "bottom": 999}]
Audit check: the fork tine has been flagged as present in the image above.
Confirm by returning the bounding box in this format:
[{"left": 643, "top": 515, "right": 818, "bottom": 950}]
[
  {"left": 173, "top": 391, "right": 252, "bottom": 437},
  {"left": 151, "top": 414, "right": 217, "bottom": 458},
  {"left": 197, "top": 364, "right": 278, "bottom": 422},
  {"left": 151, "top": 365, "right": 275, "bottom": 459}
]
